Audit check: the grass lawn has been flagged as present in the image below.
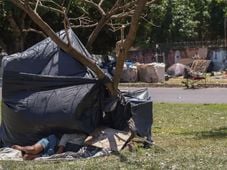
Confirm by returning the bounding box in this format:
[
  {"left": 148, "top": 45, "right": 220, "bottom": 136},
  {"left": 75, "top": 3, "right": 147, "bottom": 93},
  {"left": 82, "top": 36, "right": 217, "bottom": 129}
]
[{"left": 0, "top": 103, "right": 227, "bottom": 169}]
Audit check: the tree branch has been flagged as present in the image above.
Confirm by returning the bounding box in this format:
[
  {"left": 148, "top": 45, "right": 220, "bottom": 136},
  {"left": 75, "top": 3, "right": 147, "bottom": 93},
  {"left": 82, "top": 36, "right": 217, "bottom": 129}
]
[
  {"left": 85, "top": 0, "right": 138, "bottom": 50},
  {"left": 7, "top": 11, "right": 21, "bottom": 36},
  {"left": 107, "top": 22, "right": 130, "bottom": 32},
  {"left": 10, "top": 0, "right": 149, "bottom": 94},
  {"left": 108, "top": 0, "right": 136, "bottom": 16},
  {"left": 29, "top": 1, "right": 64, "bottom": 14},
  {"left": 40, "top": 0, "right": 63, "bottom": 10},
  {"left": 63, "top": 7, "right": 71, "bottom": 46},
  {"left": 84, "top": 0, "right": 106, "bottom": 16},
  {"left": 98, "top": 0, "right": 104, "bottom": 6},
  {"left": 70, "top": 16, "right": 98, "bottom": 28},
  {"left": 110, "top": 10, "right": 134, "bottom": 19},
  {"left": 10, "top": 0, "right": 115, "bottom": 95},
  {"left": 34, "top": 0, "right": 40, "bottom": 13},
  {"left": 22, "top": 28, "right": 47, "bottom": 37}
]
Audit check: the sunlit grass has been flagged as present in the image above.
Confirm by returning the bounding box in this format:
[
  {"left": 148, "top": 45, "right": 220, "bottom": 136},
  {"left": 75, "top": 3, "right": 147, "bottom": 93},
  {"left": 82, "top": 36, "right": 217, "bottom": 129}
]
[{"left": 0, "top": 103, "right": 227, "bottom": 169}]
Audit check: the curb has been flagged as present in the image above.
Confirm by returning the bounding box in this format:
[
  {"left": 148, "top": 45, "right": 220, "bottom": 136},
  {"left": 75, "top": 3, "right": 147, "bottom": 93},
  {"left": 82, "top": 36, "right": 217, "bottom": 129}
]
[{"left": 119, "top": 83, "right": 227, "bottom": 88}]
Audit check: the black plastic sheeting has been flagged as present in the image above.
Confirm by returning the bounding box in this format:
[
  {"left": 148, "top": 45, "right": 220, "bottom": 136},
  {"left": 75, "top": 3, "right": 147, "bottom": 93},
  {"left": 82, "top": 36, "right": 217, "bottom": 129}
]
[
  {"left": 0, "top": 29, "right": 153, "bottom": 147},
  {"left": 104, "top": 89, "right": 153, "bottom": 142}
]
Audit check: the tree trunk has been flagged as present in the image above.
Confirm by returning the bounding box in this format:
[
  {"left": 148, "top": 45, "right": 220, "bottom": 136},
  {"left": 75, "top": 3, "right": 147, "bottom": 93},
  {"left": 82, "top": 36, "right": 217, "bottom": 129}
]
[
  {"left": 14, "top": 36, "right": 24, "bottom": 52},
  {"left": 0, "top": 38, "right": 7, "bottom": 52},
  {"left": 7, "top": 11, "right": 24, "bottom": 52},
  {"left": 6, "top": 10, "right": 29, "bottom": 53},
  {"left": 86, "top": 16, "right": 108, "bottom": 51},
  {"left": 113, "top": 0, "right": 147, "bottom": 92}
]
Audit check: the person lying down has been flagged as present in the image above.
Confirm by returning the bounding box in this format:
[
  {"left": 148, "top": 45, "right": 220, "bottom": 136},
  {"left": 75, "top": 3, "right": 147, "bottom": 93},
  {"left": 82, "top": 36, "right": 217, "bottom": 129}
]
[{"left": 12, "top": 133, "right": 87, "bottom": 160}]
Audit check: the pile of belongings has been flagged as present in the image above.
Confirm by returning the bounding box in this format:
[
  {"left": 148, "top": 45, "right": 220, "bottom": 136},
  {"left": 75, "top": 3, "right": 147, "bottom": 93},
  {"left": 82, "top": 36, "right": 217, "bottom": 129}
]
[
  {"left": 136, "top": 63, "right": 165, "bottom": 83},
  {"left": 120, "top": 62, "right": 138, "bottom": 82},
  {"left": 120, "top": 62, "right": 165, "bottom": 83},
  {"left": 0, "top": 29, "right": 153, "bottom": 161}
]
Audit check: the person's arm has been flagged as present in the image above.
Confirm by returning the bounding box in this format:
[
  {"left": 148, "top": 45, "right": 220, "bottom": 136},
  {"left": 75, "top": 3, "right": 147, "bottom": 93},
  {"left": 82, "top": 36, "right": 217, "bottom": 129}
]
[
  {"left": 56, "top": 134, "right": 69, "bottom": 154},
  {"left": 56, "top": 145, "right": 64, "bottom": 154}
]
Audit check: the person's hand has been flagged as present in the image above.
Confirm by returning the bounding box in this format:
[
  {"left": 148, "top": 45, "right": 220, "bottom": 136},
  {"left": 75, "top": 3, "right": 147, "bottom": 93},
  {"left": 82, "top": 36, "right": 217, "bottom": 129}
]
[{"left": 56, "top": 146, "right": 64, "bottom": 154}]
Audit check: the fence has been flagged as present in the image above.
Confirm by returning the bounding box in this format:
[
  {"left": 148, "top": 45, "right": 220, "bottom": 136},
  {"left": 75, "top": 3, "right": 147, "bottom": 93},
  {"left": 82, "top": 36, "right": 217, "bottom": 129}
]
[{"left": 159, "top": 39, "right": 227, "bottom": 50}]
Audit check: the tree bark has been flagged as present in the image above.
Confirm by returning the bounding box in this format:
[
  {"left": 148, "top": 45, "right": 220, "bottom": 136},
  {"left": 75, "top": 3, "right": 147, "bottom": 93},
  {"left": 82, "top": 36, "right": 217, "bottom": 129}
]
[
  {"left": 7, "top": 11, "right": 24, "bottom": 52},
  {"left": 86, "top": 15, "right": 108, "bottom": 51},
  {"left": 85, "top": 0, "right": 128, "bottom": 51},
  {"left": 0, "top": 38, "right": 7, "bottom": 51},
  {"left": 113, "top": 0, "right": 148, "bottom": 92}
]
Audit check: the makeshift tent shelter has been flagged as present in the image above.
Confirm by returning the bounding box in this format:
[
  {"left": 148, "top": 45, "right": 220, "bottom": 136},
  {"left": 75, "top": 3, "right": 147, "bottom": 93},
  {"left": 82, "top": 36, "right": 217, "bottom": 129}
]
[{"left": 0, "top": 29, "right": 153, "bottom": 147}]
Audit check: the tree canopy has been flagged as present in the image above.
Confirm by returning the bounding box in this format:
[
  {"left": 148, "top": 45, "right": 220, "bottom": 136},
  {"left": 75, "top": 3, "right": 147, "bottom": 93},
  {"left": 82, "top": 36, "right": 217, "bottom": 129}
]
[
  {"left": 0, "top": 0, "right": 226, "bottom": 54},
  {"left": 136, "top": 0, "right": 227, "bottom": 47}
]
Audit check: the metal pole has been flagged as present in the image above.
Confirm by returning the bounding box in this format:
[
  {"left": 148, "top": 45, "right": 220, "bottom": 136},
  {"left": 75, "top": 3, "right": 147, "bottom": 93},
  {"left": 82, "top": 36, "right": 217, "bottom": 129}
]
[{"left": 155, "top": 44, "right": 159, "bottom": 62}]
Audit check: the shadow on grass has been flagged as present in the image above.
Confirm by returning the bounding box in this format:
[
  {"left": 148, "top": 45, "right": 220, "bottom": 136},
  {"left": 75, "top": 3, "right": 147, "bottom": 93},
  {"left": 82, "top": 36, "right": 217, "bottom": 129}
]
[
  {"left": 112, "top": 151, "right": 128, "bottom": 162},
  {"left": 180, "top": 127, "right": 227, "bottom": 139},
  {"left": 112, "top": 149, "right": 160, "bottom": 169},
  {"left": 112, "top": 151, "right": 145, "bottom": 168}
]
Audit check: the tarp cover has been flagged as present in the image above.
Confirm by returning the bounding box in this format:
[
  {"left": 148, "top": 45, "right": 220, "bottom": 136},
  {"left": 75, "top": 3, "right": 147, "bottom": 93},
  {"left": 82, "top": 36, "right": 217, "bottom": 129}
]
[
  {"left": 1, "top": 29, "right": 104, "bottom": 146},
  {"left": 0, "top": 29, "right": 153, "bottom": 147}
]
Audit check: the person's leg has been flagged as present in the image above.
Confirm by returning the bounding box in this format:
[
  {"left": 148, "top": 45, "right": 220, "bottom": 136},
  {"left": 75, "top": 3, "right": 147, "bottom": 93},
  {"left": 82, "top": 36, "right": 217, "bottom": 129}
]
[
  {"left": 11, "top": 143, "right": 44, "bottom": 155},
  {"left": 12, "top": 135, "right": 58, "bottom": 156},
  {"left": 42, "top": 135, "right": 58, "bottom": 156},
  {"left": 23, "top": 153, "right": 41, "bottom": 160},
  {"left": 12, "top": 136, "right": 51, "bottom": 155},
  {"left": 12, "top": 135, "right": 57, "bottom": 160}
]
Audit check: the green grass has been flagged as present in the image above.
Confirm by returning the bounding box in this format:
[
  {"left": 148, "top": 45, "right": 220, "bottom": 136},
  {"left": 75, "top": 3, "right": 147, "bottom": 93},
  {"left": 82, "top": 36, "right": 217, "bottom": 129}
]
[{"left": 1, "top": 103, "right": 227, "bottom": 170}]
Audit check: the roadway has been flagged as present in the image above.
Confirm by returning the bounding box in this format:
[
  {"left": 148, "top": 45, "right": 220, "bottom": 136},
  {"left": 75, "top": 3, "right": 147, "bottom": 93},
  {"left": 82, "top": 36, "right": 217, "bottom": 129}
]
[
  {"left": 0, "top": 87, "right": 226, "bottom": 104},
  {"left": 120, "top": 87, "right": 227, "bottom": 104}
]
